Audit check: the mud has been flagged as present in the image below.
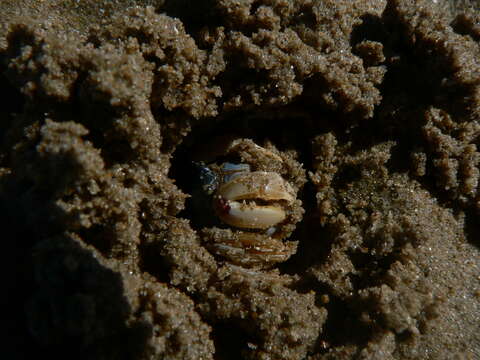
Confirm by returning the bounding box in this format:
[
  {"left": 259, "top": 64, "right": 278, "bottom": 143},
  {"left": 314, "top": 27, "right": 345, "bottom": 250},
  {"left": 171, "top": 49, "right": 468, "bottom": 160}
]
[{"left": 1, "top": 0, "right": 479, "bottom": 359}]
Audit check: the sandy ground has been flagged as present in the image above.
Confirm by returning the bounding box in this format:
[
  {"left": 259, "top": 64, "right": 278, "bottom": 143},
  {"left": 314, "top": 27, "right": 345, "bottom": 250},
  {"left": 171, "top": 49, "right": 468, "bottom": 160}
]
[{"left": 1, "top": 0, "right": 479, "bottom": 359}]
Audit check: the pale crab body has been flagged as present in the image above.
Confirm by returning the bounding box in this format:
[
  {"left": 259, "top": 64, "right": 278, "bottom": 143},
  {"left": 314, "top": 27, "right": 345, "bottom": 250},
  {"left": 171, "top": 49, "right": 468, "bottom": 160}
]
[{"left": 197, "top": 139, "right": 305, "bottom": 268}]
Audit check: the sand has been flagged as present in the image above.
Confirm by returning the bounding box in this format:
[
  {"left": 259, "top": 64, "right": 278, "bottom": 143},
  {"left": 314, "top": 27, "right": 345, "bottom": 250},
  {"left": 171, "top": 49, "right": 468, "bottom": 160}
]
[{"left": 1, "top": 0, "right": 479, "bottom": 359}]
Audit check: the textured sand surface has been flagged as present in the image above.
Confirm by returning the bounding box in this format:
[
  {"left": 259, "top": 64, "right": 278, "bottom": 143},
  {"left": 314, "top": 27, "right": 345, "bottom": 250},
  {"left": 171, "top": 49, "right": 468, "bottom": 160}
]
[{"left": 1, "top": 0, "right": 479, "bottom": 359}]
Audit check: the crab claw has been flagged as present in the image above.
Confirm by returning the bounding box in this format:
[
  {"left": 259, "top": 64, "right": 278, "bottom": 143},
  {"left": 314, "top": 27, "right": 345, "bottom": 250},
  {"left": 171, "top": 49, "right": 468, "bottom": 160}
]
[
  {"left": 218, "top": 171, "right": 295, "bottom": 203},
  {"left": 214, "top": 199, "right": 286, "bottom": 229}
]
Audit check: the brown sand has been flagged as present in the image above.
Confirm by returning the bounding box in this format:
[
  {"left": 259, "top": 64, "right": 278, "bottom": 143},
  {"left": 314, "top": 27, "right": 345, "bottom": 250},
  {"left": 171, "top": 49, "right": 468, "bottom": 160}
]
[{"left": 1, "top": 0, "right": 479, "bottom": 359}]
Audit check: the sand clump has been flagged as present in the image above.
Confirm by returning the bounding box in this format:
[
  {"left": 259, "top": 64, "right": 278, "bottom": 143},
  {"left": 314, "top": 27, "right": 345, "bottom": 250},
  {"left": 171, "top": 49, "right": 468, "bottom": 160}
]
[{"left": 0, "top": 0, "right": 479, "bottom": 359}]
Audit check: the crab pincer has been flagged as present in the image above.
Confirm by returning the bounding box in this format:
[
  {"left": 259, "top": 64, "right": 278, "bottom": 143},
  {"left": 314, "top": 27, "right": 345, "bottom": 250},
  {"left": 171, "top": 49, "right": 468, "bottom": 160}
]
[{"left": 213, "top": 171, "right": 294, "bottom": 230}]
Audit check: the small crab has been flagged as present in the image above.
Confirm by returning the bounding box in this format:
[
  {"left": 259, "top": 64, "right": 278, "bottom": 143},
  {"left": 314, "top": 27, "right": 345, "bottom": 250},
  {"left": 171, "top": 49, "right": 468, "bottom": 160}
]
[{"left": 196, "top": 139, "right": 305, "bottom": 268}]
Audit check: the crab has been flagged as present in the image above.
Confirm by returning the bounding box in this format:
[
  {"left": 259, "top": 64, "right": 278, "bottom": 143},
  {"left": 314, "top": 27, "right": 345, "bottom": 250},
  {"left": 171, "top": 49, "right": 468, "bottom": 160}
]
[{"left": 197, "top": 138, "right": 305, "bottom": 268}]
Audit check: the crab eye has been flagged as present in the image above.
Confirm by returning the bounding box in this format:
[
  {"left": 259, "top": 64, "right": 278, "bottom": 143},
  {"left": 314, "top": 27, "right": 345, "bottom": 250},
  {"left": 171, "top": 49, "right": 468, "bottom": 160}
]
[{"left": 193, "top": 161, "right": 219, "bottom": 195}]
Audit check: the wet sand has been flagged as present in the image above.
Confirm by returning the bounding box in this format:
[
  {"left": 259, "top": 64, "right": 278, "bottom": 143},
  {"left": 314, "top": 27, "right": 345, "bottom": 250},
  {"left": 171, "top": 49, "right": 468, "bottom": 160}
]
[{"left": 1, "top": 0, "right": 479, "bottom": 359}]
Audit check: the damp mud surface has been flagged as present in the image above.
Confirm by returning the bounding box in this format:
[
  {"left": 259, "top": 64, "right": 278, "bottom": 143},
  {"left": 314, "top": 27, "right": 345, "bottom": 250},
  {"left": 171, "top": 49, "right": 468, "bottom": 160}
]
[{"left": 1, "top": 0, "right": 480, "bottom": 359}]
